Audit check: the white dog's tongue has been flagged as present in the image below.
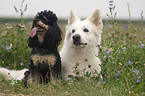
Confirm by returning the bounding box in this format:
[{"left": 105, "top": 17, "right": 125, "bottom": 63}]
[{"left": 29, "top": 27, "right": 37, "bottom": 38}]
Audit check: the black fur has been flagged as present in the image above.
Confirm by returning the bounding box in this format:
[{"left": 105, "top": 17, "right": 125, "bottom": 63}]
[{"left": 24, "top": 10, "right": 62, "bottom": 87}]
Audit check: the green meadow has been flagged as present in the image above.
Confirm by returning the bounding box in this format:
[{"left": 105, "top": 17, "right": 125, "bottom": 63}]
[{"left": 0, "top": 17, "right": 144, "bottom": 96}]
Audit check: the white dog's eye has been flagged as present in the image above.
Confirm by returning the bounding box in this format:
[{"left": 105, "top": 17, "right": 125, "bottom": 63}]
[
  {"left": 72, "top": 29, "right": 75, "bottom": 33},
  {"left": 83, "top": 28, "right": 89, "bottom": 32}
]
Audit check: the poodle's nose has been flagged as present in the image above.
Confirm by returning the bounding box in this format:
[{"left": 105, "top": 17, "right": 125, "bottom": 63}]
[{"left": 72, "top": 34, "right": 81, "bottom": 45}]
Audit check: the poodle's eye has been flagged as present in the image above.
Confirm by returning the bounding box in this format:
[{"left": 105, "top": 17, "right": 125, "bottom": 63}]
[
  {"left": 72, "top": 29, "right": 75, "bottom": 33},
  {"left": 83, "top": 28, "right": 89, "bottom": 32}
]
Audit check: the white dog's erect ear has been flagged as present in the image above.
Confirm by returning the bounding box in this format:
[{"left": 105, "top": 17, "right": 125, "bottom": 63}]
[
  {"left": 68, "top": 10, "right": 80, "bottom": 25},
  {"left": 87, "top": 9, "right": 102, "bottom": 26}
]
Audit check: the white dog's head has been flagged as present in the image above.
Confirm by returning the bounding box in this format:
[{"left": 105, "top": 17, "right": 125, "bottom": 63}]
[{"left": 64, "top": 9, "right": 103, "bottom": 48}]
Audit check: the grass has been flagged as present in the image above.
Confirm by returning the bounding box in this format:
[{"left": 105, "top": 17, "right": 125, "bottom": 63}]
[
  {"left": 0, "top": 20, "right": 144, "bottom": 96},
  {"left": 0, "top": 80, "right": 131, "bottom": 96}
]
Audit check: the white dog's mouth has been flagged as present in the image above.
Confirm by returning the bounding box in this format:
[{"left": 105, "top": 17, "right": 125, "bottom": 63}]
[{"left": 73, "top": 42, "right": 87, "bottom": 46}]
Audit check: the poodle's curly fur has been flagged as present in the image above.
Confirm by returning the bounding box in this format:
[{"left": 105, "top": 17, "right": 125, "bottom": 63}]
[{"left": 24, "top": 10, "right": 62, "bottom": 87}]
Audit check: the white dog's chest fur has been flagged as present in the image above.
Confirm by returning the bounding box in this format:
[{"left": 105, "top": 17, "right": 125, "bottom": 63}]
[
  {"left": 62, "top": 54, "right": 101, "bottom": 78},
  {"left": 61, "top": 47, "right": 101, "bottom": 80}
]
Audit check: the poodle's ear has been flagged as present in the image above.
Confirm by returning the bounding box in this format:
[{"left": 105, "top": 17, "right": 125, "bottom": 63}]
[
  {"left": 87, "top": 9, "right": 102, "bottom": 26},
  {"left": 68, "top": 10, "right": 80, "bottom": 25}
]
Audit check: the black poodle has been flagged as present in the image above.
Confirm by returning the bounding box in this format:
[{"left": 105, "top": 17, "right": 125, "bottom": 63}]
[{"left": 24, "top": 10, "right": 62, "bottom": 87}]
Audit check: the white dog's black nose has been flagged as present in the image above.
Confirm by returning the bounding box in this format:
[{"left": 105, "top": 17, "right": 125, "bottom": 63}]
[{"left": 72, "top": 34, "right": 81, "bottom": 45}]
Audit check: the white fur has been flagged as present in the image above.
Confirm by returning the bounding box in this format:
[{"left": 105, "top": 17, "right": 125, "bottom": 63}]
[
  {"left": 0, "top": 67, "right": 28, "bottom": 84},
  {"left": 60, "top": 9, "right": 103, "bottom": 80}
]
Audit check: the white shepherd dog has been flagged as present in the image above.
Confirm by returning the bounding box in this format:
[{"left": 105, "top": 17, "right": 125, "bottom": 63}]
[{"left": 60, "top": 9, "right": 103, "bottom": 80}]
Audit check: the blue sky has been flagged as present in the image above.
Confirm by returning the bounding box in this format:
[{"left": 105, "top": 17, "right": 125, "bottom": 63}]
[{"left": 0, "top": 0, "right": 145, "bottom": 19}]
